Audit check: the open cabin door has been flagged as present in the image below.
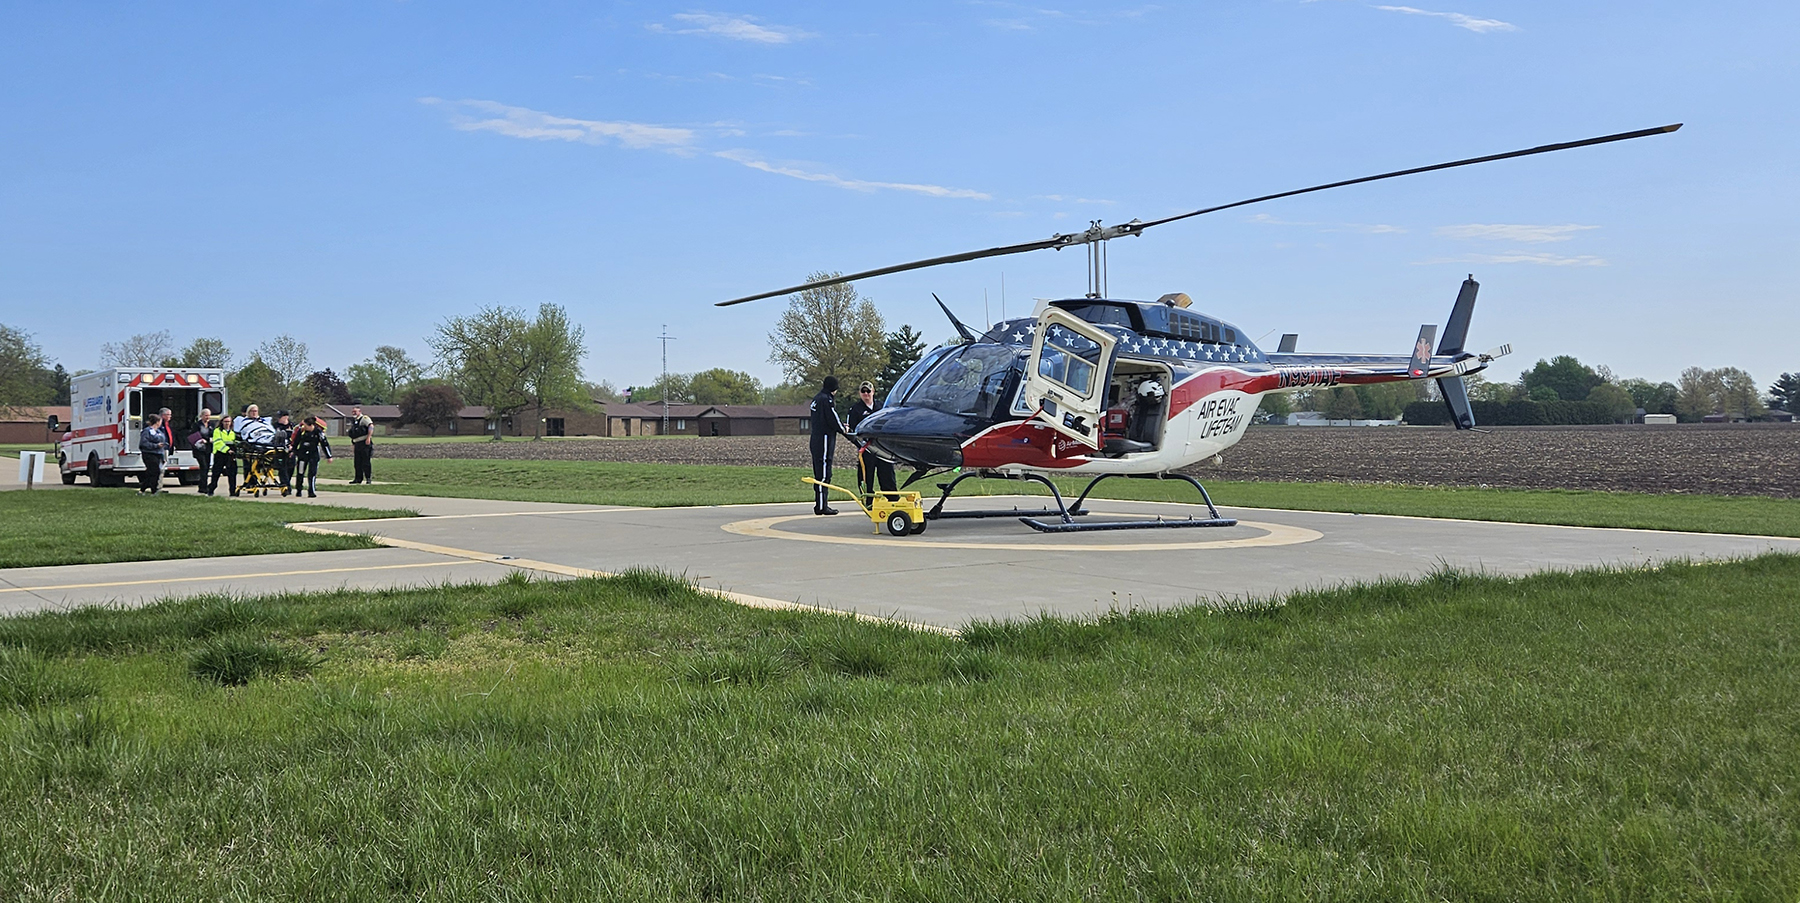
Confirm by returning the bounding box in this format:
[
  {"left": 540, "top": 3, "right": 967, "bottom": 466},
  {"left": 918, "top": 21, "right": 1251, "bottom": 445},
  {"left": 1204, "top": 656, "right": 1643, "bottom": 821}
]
[
  {"left": 125, "top": 388, "right": 142, "bottom": 453},
  {"left": 1022, "top": 308, "right": 1120, "bottom": 450}
]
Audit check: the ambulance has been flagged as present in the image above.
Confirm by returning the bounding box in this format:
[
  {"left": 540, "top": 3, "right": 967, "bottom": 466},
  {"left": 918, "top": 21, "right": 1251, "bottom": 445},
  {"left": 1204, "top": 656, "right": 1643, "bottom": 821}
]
[{"left": 58, "top": 368, "right": 227, "bottom": 486}]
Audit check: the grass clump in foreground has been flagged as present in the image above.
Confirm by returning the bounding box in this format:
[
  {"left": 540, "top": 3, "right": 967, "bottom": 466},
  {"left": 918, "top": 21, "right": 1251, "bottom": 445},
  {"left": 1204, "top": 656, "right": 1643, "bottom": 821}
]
[
  {"left": 0, "top": 490, "right": 413, "bottom": 568},
  {"left": 315, "top": 457, "right": 1800, "bottom": 537},
  {"left": 2, "top": 558, "right": 1798, "bottom": 899}
]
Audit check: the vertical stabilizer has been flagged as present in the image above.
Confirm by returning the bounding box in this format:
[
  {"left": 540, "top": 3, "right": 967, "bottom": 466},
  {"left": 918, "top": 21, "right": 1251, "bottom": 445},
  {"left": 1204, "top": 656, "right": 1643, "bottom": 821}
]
[
  {"left": 1409, "top": 325, "right": 1438, "bottom": 377},
  {"left": 1437, "top": 375, "right": 1476, "bottom": 429},
  {"left": 1437, "top": 276, "right": 1479, "bottom": 356}
]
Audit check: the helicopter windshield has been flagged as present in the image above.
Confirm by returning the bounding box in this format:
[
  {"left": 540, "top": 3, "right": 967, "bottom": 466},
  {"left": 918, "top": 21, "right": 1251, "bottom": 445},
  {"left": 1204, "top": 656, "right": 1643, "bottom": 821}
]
[{"left": 901, "top": 344, "right": 1021, "bottom": 417}]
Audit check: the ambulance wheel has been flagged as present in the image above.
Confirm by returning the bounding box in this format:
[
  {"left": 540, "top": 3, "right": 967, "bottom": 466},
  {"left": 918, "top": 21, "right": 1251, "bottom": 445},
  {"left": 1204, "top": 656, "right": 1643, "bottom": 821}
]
[
  {"left": 59, "top": 455, "right": 77, "bottom": 484},
  {"left": 886, "top": 511, "right": 913, "bottom": 537},
  {"left": 87, "top": 453, "right": 106, "bottom": 487},
  {"left": 910, "top": 518, "right": 927, "bottom": 535}
]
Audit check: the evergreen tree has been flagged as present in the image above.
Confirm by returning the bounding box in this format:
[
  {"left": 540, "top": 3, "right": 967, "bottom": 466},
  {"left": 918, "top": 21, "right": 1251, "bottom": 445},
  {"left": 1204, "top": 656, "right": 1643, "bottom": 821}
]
[
  {"left": 1767, "top": 372, "right": 1799, "bottom": 412},
  {"left": 876, "top": 325, "right": 926, "bottom": 402}
]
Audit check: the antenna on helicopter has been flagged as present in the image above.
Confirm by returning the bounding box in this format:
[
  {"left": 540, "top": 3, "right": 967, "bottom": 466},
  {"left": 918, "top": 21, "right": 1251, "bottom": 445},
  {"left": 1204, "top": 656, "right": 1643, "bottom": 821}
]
[
  {"left": 716, "top": 123, "right": 1682, "bottom": 307},
  {"left": 933, "top": 294, "right": 978, "bottom": 344}
]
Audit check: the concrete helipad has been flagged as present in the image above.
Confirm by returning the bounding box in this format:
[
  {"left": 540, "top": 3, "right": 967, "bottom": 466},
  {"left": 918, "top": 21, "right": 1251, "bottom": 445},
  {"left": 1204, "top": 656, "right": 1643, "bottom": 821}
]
[
  {"left": 291, "top": 495, "right": 1798, "bottom": 628},
  {"left": 5, "top": 488, "right": 1798, "bottom": 629}
]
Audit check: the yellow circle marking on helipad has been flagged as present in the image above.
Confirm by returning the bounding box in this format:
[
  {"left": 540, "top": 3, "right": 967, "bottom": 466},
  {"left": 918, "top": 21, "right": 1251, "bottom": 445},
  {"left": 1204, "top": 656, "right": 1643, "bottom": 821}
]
[{"left": 721, "top": 514, "right": 1321, "bottom": 551}]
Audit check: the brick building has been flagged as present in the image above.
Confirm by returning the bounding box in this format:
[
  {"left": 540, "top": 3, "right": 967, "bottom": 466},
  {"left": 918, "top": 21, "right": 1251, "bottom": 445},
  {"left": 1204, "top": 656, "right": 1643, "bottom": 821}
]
[{"left": 604, "top": 404, "right": 812, "bottom": 437}]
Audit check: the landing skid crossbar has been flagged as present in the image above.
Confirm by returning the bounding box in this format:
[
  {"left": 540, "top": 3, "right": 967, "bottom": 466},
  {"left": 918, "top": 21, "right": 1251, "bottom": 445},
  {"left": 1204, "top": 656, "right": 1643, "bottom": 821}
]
[
  {"left": 925, "top": 471, "right": 1086, "bottom": 520},
  {"left": 925, "top": 469, "right": 1238, "bottom": 533},
  {"left": 1020, "top": 472, "right": 1236, "bottom": 533}
]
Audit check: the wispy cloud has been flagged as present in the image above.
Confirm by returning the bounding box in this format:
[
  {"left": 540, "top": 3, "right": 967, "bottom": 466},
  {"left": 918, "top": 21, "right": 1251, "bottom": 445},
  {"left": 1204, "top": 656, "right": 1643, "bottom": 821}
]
[
  {"left": 1436, "top": 223, "right": 1597, "bottom": 243},
  {"left": 420, "top": 98, "right": 694, "bottom": 151},
  {"left": 713, "top": 150, "right": 991, "bottom": 199},
  {"left": 971, "top": 2, "right": 1160, "bottom": 31},
  {"left": 426, "top": 98, "right": 990, "bottom": 200},
  {"left": 1417, "top": 252, "right": 1606, "bottom": 267},
  {"left": 646, "top": 12, "right": 814, "bottom": 44},
  {"left": 1248, "top": 212, "right": 1406, "bottom": 234},
  {"left": 1372, "top": 5, "right": 1518, "bottom": 32},
  {"left": 1033, "top": 194, "right": 1116, "bottom": 205}
]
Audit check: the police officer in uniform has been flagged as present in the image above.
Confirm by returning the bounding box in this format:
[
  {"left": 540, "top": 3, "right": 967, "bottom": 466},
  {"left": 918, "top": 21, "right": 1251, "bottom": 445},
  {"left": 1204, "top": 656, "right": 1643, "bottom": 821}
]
[
  {"left": 844, "top": 381, "right": 896, "bottom": 503},
  {"left": 808, "top": 376, "right": 848, "bottom": 515}
]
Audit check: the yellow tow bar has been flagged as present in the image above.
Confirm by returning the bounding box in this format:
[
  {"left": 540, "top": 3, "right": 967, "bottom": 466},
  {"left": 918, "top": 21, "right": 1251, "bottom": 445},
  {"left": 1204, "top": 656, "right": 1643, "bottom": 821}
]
[{"left": 804, "top": 478, "right": 928, "bottom": 537}]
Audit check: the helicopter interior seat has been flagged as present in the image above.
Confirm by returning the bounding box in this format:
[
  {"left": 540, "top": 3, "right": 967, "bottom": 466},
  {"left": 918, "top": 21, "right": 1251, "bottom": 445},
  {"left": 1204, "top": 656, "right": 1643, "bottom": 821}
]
[{"left": 1096, "top": 365, "right": 1168, "bottom": 456}]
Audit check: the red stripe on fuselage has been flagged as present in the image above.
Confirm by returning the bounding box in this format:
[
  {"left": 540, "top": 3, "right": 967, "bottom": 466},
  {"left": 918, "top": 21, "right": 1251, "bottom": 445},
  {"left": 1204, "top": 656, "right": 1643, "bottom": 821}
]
[
  {"left": 1167, "top": 367, "right": 1280, "bottom": 418},
  {"left": 960, "top": 366, "right": 1278, "bottom": 469}
]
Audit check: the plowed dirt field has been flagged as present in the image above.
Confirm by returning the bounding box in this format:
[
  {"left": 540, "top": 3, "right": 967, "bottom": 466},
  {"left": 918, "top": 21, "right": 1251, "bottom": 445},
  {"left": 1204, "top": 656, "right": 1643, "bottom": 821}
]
[{"left": 377, "top": 423, "right": 1799, "bottom": 498}]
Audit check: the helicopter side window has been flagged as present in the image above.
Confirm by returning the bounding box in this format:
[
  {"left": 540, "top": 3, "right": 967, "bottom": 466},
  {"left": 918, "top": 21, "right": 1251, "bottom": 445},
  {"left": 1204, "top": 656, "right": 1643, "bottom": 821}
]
[{"left": 1036, "top": 324, "right": 1101, "bottom": 395}]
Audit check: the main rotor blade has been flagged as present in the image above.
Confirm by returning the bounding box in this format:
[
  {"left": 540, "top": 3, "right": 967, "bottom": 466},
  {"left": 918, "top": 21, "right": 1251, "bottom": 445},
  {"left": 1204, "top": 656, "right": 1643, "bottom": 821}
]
[
  {"left": 715, "top": 234, "right": 1071, "bottom": 307},
  {"left": 1128, "top": 123, "right": 1682, "bottom": 232},
  {"left": 715, "top": 123, "right": 1682, "bottom": 307}
]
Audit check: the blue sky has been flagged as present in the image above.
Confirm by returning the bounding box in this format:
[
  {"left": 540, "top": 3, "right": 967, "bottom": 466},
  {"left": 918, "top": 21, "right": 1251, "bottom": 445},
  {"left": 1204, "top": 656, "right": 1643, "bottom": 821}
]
[{"left": 3, "top": 2, "right": 1795, "bottom": 390}]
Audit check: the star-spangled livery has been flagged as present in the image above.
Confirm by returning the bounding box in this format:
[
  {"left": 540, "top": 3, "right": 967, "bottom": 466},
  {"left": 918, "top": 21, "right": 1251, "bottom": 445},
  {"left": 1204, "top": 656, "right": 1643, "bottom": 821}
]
[{"left": 718, "top": 124, "right": 1679, "bottom": 533}]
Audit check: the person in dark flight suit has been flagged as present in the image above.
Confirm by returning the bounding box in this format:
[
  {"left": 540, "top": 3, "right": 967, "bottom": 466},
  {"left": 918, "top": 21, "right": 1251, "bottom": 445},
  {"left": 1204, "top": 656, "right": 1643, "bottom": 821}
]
[
  {"left": 809, "top": 376, "right": 848, "bottom": 515},
  {"left": 844, "top": 381, "right": 896, "bottom": 503}
]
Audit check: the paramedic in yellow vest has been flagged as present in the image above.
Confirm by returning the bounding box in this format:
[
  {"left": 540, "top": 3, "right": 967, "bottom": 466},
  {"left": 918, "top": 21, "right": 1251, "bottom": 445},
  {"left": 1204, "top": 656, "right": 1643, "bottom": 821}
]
[{"left": 206, "top": 418, "right": 238, "bottom": 497}]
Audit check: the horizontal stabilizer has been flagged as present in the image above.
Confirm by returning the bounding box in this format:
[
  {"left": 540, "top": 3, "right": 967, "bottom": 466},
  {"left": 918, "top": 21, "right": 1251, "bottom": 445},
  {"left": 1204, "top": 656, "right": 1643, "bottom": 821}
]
[{"left": 1452, "top": 343, "right": 1512, "bottom": 376}]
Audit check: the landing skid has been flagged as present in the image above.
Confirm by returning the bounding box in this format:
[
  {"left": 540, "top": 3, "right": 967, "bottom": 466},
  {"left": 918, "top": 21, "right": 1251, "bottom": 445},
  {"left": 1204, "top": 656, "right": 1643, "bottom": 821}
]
[{"left": 924, "top": 470, "right": 1237, "bottom": 533}]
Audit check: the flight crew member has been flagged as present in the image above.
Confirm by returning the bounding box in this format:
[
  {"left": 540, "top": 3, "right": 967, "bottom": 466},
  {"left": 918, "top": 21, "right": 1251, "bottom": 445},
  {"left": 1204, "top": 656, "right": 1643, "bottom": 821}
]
[
  {"left": 289, "top": 415, "right": 333, "bottom": 498},
  {"left": 808, "top": 376, "right": 849, "bottom": 515},
  {"left": 845, "top": 381, "right": 896, "bottom": 502},
  {"left": 190, "top": 408, "right": 214, "bottom": 494}
]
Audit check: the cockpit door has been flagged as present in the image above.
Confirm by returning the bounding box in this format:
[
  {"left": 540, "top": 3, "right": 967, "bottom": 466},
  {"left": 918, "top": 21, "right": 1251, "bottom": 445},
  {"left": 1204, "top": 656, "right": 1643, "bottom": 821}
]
[{"left": 1022, "top": 308, "right": 1119, "bottom": 449}]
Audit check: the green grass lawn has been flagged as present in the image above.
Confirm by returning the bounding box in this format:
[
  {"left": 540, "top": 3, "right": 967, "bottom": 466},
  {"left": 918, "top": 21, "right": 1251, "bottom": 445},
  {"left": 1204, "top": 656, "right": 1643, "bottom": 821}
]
[
  {"left": 0, "top": 491, "right": 414, "bottom": 569},
  {"left": 1, "top": 556, "right": 1796, "bottom": 899},
  {"left": 313, "top": 456, "right": 1800, "bottom": 537}
]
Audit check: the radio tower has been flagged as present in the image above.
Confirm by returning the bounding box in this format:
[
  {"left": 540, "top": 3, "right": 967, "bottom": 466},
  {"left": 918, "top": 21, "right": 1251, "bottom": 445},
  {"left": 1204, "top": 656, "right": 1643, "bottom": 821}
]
[{"left": 659, "top": 324, "right": 677, "bottom": 435}]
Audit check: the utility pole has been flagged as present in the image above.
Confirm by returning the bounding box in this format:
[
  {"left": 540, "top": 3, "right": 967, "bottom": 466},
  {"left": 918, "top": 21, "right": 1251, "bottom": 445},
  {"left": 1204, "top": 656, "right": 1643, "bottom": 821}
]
[{"left": 659, "top": 324, "right": 677, "bottom": 435}]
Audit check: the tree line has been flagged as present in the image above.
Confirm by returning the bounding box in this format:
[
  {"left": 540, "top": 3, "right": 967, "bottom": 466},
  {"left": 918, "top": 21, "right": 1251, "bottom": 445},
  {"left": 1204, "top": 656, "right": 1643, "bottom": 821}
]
[{"left": 0, "top": 305, "right": 589, "bottom": 440}]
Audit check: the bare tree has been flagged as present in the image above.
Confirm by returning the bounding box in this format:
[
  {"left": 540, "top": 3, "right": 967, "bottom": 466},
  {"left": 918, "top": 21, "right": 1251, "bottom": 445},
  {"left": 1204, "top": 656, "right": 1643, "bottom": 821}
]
[
  {"left": 255, "top": 334, "right": 311, "bottom": 386},
  {"left": 768, "top": 273, "right": 887, "bottom": 392},
  {"left": 99, "top": 331, "right": 175, "bottom": 368}
]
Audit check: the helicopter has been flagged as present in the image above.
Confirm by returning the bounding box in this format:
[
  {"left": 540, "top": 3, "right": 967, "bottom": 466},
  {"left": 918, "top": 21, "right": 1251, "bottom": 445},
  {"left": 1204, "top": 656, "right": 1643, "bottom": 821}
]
[{"left": 718, "top": 124, "right": 1681, "bottom": 533}]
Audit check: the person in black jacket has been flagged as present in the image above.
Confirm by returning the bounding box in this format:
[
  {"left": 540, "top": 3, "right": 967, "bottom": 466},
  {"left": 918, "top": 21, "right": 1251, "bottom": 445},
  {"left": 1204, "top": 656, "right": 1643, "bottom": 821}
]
[
  {"left": 190, "top": 408, "right": 215, "bottom": 494},
  {"left": 272, "top": 411, "right": 295, "bottom": 493},
  {"left": 288, "top": 416, "right": 333, "bottom": 498},
  {"left": 809, "top": 376, "right": 848, "bottom": 515},
  {"left": 845, "top": 380, "right": 896, "bottom": 503}
]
